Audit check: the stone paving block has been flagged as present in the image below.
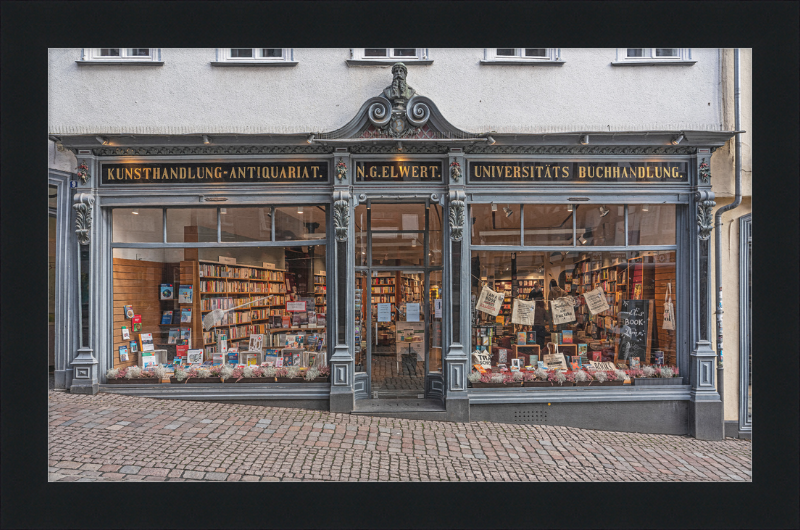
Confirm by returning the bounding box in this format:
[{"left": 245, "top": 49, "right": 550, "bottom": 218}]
[
  {"left": 119, "top": 465, "right": 142, "bottom": 474},
  {"left": 183, "top": 470, "right": 206, "bottom": 480},
  {"left": 205, "top": 472, "right": 229, "bottom": 481}
]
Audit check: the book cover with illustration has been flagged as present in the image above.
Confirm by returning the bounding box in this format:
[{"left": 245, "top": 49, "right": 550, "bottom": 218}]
[
  {"left": 526, "top": 331, "right": 536, "bottom": 344},
  {"left": 129, "top": 340, "right": 138, "bottom": 353},
  {"left": 516, "top": 332, "right": 526, "bottom": 345},
  {"left": 562, "top": 330, "right": 573, "bottom": 344},
  {"left": 161, "top": 311, "right": 173, "bottom": 325},
  {"left": 246, "top": 353, "right": 259, "bottom": 366},
  {"left": 124, "top": 305, "right": 134, "bottom": 319},
  {"left": 180, "top": 308, "right": 192, "bottom": 323},
  {"left": 175, "top": 344, "right": 189, "bottom": 360},
  {"left": 578, "top": 343, "right": 588, "bottom": 355},
  {"left": 281, "top": 315, "right": 291, "bottom": 328},
  {"left": 630, "top": 357, "right": 640, "bottom": 369},
  {"left": 132, "top": 314, "right": 142, "bottom": 332},
  {"left": 118, "top": 345, "right": 129, "bottom": 362},
  {"left": 139, "top": 333, "right": 155, "bottom": 352},
  {"left": 227, "top": 351, "right": 239, "bottom": 365},
  {"left": 179, "top": 328, "right": 191, "bottom": 345},
  {"left": 121, "top": 325, "right": 130, "bottom": 340},
  {"left": 141, "top": 352, "right": 157, "bottom": 369},
  {"left": 316, "top": 313, "right": 326, "bottom": 327},
  {"left": 160, "top": 283, "right": 174, "bottom": 300},
  {"left": 167, "top": 328, "right": 179, "bottom": 344},
  {"left": 211, "top": 353, "right": 224, "bottom": 366},
  {"left": 178, "top": 285, "right": 193, "bottom": 304}
]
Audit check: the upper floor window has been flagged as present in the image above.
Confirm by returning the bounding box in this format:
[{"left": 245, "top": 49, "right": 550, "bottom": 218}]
[
  {"left": 212, "top": 48, "right": 296, "bottom": 67},
  {"left": 80, "top": 48, "right": 161, "bottom": 63},
  {"left": 481, "top": 48, "right": 563, "bottom": 65},
  {"left": 613, "top": 48, "right": 695, "bottom": 66},
  {"left": 347, "top": 49, "right": 432, "bottom": 66}
]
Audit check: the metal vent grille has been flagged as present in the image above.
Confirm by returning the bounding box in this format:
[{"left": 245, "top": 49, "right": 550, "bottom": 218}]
[{"left": 512, "top": 408, "right": 548, "bottom": 424}]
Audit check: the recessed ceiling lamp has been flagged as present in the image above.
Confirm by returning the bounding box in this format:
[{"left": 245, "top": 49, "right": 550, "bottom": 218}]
[
  {"left": 131, "top": 209, "right": 139, "bottom": 215},
  {"left": 503, "top": 206, "right": 513, "bottom": 218},
  {"left": 579, "top": 135, "right": 589, "bottom": 145},
  {"left": 599, "top": 205, "right": 610, "bottom": 217},
  {"left": 220, "top": 208, "right": 227, "bottom": 214},
  {"left": 567, "top": 204, "right": 573, "bottom": 212},
  {"left": 641, "top": 204, "right": 649, "bottom": 212},
  {"left": 297, "top": 206, "right": 304, "bottom": 214}
]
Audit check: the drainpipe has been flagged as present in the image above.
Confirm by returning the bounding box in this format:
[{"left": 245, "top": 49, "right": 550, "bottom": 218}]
[{"left": 714, "top": 49, "right": 743, "bottom": 410}]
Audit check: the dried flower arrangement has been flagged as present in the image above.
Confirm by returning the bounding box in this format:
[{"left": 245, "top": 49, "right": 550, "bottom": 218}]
[
  {"left": 604, "top": 370, "right": 618, "bottom": 382},
  {"left": 468, "top": 371, "right": 483, "bottom": 383},
  {"left": 522, "top": 371, "right": 537, "bottom": 382},
  {"left": 627, "top": 368, "right": 645, "bottom": 379},
  {"left": 534, "top": 368, "right": 549, "bottom": 381},
  {"left": 263, "top": 365, "right": 277, "bottom": 378},
  {"left": 106, "top": 368, "right": 120, "bottom": 379},
  {"left": 285, "top": 366, "right": 301, "bottom": 379},
  {"left": 614, "top": 369, "right": 628, "bottom": 382},
  {"left": 152, "top": 364, "right": 167, "bottom": 380},
  {"left": 547, "top": 370, "right": 567, "bottom": 385},
  {"left": 219, "top": 364, "right": 234, "bottom": 381},
  {"left": 276, "top": 367, "right": 288, "bottom": 378},
  {"left": 196, "top": 367, "right": 211, "bottom": 378},
  {"left": 174, "top": 365, "right": 187, "bottom": 381},
  {"left": 490, "top": 373, "right": 505, "bottom": 384},
  {"left": 593, "top": 370, "right": 608, "bottom": 383},
  {"left": 317, "top": 365, "right": 331, "bottom": 377},
  {"left": 512, "top": 371, "right": 525, "bottom": 381},
  {"left": 564, "top": 371, "right": 576, "bottom": 383},
  {"left": 657, "top": 367, "right": 675, "bottom": 378},
  {"left": 503, "top": 374, "right": 516, "bottom": 384},
  {"left": 209, "top": 366, "right": 222, "bottom": 377},
  {"left": 125, "top": 366, "right": 142, "bottom": 379},
  {"left": 304, "top": 367, "right": 321, "bottom": 381},
  {"left": 574, "top": 370, "right": 591, "bottom": 383},
  {"left": 642, "top": 366, "right": 657, "bottom": 378},
  {"left": 480, "top": 373, "right": 493, "bottom": 384}
]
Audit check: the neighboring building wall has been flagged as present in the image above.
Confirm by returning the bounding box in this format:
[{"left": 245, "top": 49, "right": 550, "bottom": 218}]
[
  {"left": 49, "top": 48, "right": 723, "bottom": 135},
  {"left": 49, "top": 139, "right": 77, "bottom": 172},
  {"left": 708, "top": 49, "right": 752, "bottom": 424}
]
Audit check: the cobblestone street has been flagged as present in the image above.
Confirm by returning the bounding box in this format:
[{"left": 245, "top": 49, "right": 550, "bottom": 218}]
[{"left": 48, "top": 389, "right": 751, "bottom": 482}]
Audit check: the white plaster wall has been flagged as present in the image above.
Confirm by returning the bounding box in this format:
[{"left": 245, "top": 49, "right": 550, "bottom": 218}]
[{"left": 49, "top": 48, "right": 723, "bottom": 135}]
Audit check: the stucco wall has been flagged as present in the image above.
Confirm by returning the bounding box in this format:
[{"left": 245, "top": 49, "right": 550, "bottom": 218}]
[{"left": 49, "top": 48, "right": 723, "bottom": 135}]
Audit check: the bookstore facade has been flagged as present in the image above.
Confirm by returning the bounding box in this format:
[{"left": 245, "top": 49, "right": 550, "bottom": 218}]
[{"left": 58, "top": 65, "right": 735, "bottom": 438}]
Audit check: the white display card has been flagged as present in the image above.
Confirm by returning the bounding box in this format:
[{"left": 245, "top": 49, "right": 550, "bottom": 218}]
[
  {"left": 511, "top": 299, "right": 536, "bottom": 325},
  {"left": 475, "top": 285, "right": 503, "bottom": 317},
  {"left": 550, "top": 298, "right": 576, "bottom": 325},
  {"left": 377, "top": 303, "right": 392, "bottom": 322}
]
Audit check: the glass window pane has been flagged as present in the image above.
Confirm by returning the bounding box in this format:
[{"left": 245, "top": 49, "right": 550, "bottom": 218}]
[
  {"left": 230, "top": 48, "right": 253, "bottom": 58},
  {"left": 370, "top": 203, "right": 426, "bottom": 232},
  {"left": 496, "top": 48, "right": 516, "bottom": 56},
  {"left": 127, "top": 48, "right": 150, "bottom": 56},
  {"left": 627, "top": 205, "right": 676, "bottom": 245},
  {"left": 260, "top": 48, "right": 282, "bottom": 58},
  {"left": 524, "top": 48, "right": 547, "bottom": 57},
  {"left": 99, "top": 48, "right": 120, "bottom": 56},
  {"left": 469, "top": 250, "right": 678, "bottom": 372},
  {"left": 354, "top": 271, "right": 367, "bottom": 370},
  {"left": 470, "top": 204, "right": 521, "bottom": 245},
  {"left": 393, "top": 48, "right": 416, "bottom": 57},
  {"left": 166, "top": 208, "right": 217, "bottom": 243},
  {"left": 372, "top": 232, "right": 424, "bottom": 267},
  {"left": 354, "top": 204, "right": 368, "bottom": 267},
  {"left": 220, "top": 207, "right": 272, "bottom": 242},
  {"left": 364, "top": 48, "right": 387, "bottom": 57},
  {"left": 626, "top": 48, "right": 645, "bottom": 57},
  {"left": 113, "top": 208, "right": 164, "bottom": 243},
  {"left": 49, "top": 184, "right": 58, "bottom": 210},
  {"left": 429, "top": 204, "right": 443, "bottom": 232},
  {"left": 274, "top": 205, "right": 327, "bottom": 241},
  {"left": 524, "top": 205, "right": 574, "bottom": 246},
  {"left": 576, "top": 204, "right": 624, "bottom": 247},
  {"left": 428, "top": 270, "right": 443, "bottom": 373},
  {"left": 428, "top": 231, "right": 443, "bottom": 266},
  {"left": 655, "top": 48, "right": 678, "bottom": 57}
]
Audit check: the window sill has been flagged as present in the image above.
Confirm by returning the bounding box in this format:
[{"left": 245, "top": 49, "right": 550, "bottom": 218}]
[
  {"left": 76, "top": 60, "right": 163, "bottom": 66},
  {"left": 610, "top": 60, "right": 696, "bottom": 67},
  {"left": 480, "top": 60, "right": 565, "bottom": 66},
  {"left": 346, "top": 59, "right": 433, "bottom": 66},
  {"left": 210, "top": 61, "right": 298, "bottom": 67}
]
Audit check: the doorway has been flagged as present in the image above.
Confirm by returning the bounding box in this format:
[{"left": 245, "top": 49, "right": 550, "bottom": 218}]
[{"left": 354, "top": 202, "right": 444, "bottom": 399}]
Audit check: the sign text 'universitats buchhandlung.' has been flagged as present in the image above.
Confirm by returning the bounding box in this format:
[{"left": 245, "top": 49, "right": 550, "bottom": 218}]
[{"left": 469, "top": 161, "right": 689, "bottom": 183}]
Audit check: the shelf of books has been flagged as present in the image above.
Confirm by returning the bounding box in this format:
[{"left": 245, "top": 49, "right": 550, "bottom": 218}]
[
  {"left": 494, "top": 280, "right": 513, "bottom": 327},
  {"left": 314, "top": 273, "right": 327, "bottom": 314}
]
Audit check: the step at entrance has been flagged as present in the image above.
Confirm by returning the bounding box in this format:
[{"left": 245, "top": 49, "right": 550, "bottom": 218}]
[{"left": 352, "top": 398, "right": 446, "bottom": 420}]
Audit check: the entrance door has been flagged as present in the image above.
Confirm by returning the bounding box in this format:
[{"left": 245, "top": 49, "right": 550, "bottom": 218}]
[{"left": 354, "top": 201, "right": 444, "bottom": 399}]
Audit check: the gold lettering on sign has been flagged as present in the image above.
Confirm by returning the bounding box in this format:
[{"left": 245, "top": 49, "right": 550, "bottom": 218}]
[
  {"left": 357, "top": 165, "right": 365, "bottom": 179},
  {"left": 420, "top": 166, "right": 428, "bottom": 179},
  {"left": 400, "top": 165, "right": 410, "bottom": 178},
  {"left": 412, "top": 166, "right": 419, "bottom": 178}
]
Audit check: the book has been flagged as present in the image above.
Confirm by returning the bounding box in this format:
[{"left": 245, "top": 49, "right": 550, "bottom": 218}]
[
  {"left": 124, "top": 305, "right": 134, "bottom": 319},
  {"left": 516, "top": 332, "right": 527, "bottom": 345},
  {"left": 118, "top": 345, "right": 129, "bottom": 362},
  {"left": 550, "top": 332, "right": 559, "bottom": 344},
  {"left": 562, "top": 330, "right": 573, "bottom": 344},
  {"left": 167, "top": 328, "right": 179, "bottom": 344},
  {"left": 129, "top": 340, "right": 138, "bottom": 353},
  {"left": 179, "top": 328, "right": 191, "bottom": 345},
  {"left": 178, "top": 285, "right": 193, "bottom": 304},
  {"left": 653, "top": 351, "right": 664, "bottom": 366},
  {"left": 132, "top": 314, "right": 142, "bottom": 332},
  {"left": 526, "top": 331, "right": 536, "bottom": 344},
  {"left": 281, "top": 315, "right": 291, "bottom": 328},
  {"left": 139, "top": 333, "right": 155, "bottom": 352},
  {"left": 630, "top": 357, "right": 640, "bottom": 369},
  {"left": 577, "top": 343, "right": 588, "bottom": 355},
  {"left": 141, "top": 352, "right": 158, "bottom": 369},
  {"left": 160, "top": 284, "right": 174, "bottom": 300},
  {"left": 212, "top": 353, "right": 224, "bottom": 366},
  {"left": 591, "top": 351, "right": 602, "bottom": 361},
  {"left": 161, "top": 311, "right": 173, "bottom": 325},
  {"left": 245, "top": 353, "right": 259, "bottom": 366},
  {"left": 121, "top": 326, "right": 130, "bottom": 340},
  {"left": 186, "top": 349, "right": 204, "bottom": 365},
  {"left": 284, "top": 334, "right": 304, "bottom": 348},
  {"left": 317, "top": 313, "right": 326, "bottom": 327},
  {"left": 180, "top": 308, "right": 192, "bottom": 323},
  {"left": 227, "top": 351, "right": 239, "bottom": 365},
  {"left": 218, "top": 338, "right": 228, "bottom": 354},
  {"left": 176, "top": 344, "right": 189, "bottom": 360},
  {"left": 269, "top": 315, "right": 282, "bottom": 328}
]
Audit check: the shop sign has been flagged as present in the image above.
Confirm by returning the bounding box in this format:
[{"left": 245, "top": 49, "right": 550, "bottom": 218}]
[
  {"left": 469, "top": 161, "right": 688, "bottom": 183},
  {"left": 355, "top": 161, "right": 444, "bottom": 182},
  {"left": 101, "top": 161, "right": 329, "bottom": 185}
]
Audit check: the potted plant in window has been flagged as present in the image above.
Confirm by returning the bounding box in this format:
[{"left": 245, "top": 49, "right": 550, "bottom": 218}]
[
  {"left": 470, "top": 372, "right": 508, "bottom": 388},
  {"left": 105, "top": 366, "right": 161, "bottom": 384},
  {"left": 631, "top": 365, "right": 684, "bottom": 385}
]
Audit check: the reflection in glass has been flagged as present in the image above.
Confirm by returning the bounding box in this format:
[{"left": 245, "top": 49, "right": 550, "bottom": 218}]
[
  {"left": 354, "top": 205, "right": 368, "bottom": 267},
  {"left": 275, "top": 205, "right": 326, "bottom": 241},
  {"left": 471, "top": 204, "right": 521, "bottom": 245},
  {"left": 576, "top": 204, "right": 624, "bottom": 246},
  {"left": 524, "top": 205, "right": 573, "bottom": 246},
  {"left": 220, "top": 207, "right": 272, "bottom": 242},
  {"left": 371, "top": 232, "right": 425, "bottom": 267},
  {"left": 627, "top": 205, "right": 676, "bottom": 245},
  {"left": 166, "top": 208, "right": 217, "bottom": 243},
  {"left": 370, "top": 203, "right": 426, "bottom": 231},
  {"left": 114, "top": 208, "right": 164, "bottom": 243},
  {"left": 429, "top": 270, "right": 443, "bottom": 373}
]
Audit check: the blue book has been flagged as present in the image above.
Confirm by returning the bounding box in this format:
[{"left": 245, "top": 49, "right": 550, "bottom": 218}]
[
  {"left": 178, "top": 285, "right": 193, "bottom": 304},
  {"left": 161, "top": 311, "right": 173, "bottom": 325},
  {"left": 180, "top": 308, "right": 192, "bottom": 323},
  {"left": 227, "top": 352, "right": 239, "bottom": 364}
]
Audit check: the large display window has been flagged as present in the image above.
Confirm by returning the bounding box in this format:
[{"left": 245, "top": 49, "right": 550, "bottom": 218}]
[
  {"left": 108, "top": 205, "right": 328, "bottom": 383},
  {"left": 469, "top": 203, "right": 680, "bottom": 386}
]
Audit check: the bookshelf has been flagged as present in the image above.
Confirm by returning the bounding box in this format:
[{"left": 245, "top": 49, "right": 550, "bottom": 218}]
[
  {"left": 314, "top": 274, "right": 327, "bottom": 313},
  {"left": 494, "top": 280, "right": 513, "bottom": 323}
]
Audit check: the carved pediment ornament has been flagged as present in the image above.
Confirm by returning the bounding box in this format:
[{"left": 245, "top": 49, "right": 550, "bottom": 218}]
[{"left": 368, "top": 63, "right": 431, "bottom": 138}]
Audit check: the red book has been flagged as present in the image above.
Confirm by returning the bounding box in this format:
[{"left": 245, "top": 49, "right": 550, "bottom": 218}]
[
  {"left": 591, "top": 351, "right": 602, "bottom": 361},
  {"left": 175, "top": 345, "right": 189, "bottom": 360}
]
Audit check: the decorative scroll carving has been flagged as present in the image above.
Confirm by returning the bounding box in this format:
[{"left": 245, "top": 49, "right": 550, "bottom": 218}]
[
  {"left": 449, "top": 200, "right": 465, "bottom": 241},
  {"left": 364, "top": 63, "right": 430, "bottom": 138},
  {"left": 77, "top": 161, "right": 90, "bottom": 183},
  {"left": 697, "top": 199, "right": 716, "bottom": 240},
  {"left": 92, "top": 145, "right": 334, "bottom": 156},
  {"left": 449, "top": 160, "right": 462, "bottom": 181},
  {"left": 335, "top": 159, "right": 348, "bottom": 182},
  {"left": 367, "top": 100, "right": 391, "bottom": 127},
  {"left": 333, "top": 199, "right": 350, "bottom": 242},
  {"left": 465, "top": 145, "right": 698, "bottom": 155},
  {"left": 73, "top": 193, "right": 95, "bottom": 246},
  {"left": 405, "top": 96, "right": 431, "bottom": 127},
  {"left": 349, "top": 144, "right": 449, "bottom": 154},
  {"left": 698, "top": 160, "right": 711, "bottom": 184}
]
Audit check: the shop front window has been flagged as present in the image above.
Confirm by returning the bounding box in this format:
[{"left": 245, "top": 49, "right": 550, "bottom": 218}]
[
  {"left": 110, "top": 206, "right": 328, "bottom": 383},
  {"left": 469, "top": 203, "right": 679, "bottom": 385}
]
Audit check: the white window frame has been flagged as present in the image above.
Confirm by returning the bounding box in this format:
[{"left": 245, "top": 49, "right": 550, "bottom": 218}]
[
  {"left": 351, "top": 48, "right": 428, "bottom": 61},
  {"left": 485, "top": 48, "right": 560, "bottom": 61},
  {"left": 218, "top": 48, "right": 292, "bottom": 62},
  {"left": 613, "top": 48, "right": 695, "bottom": 66},
  {"left": 82, "top": 48, "right": 159, "bottom": 61}
]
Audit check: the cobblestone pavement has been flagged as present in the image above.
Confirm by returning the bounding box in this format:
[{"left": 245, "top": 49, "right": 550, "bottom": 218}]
[{"left": 48, "top": 390, "right": 751, "bottom": 482}]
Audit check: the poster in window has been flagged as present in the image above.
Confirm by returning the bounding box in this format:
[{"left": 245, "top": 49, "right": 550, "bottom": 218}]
[
  {"left": 406, "top": 303, "right": 420, "bottom": 322},
  {"left": 377, "top": 303, "right": 392, "bottom": 322}
]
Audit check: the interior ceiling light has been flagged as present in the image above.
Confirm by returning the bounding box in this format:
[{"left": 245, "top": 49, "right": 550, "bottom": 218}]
[
  {"left": 131, "top": 209, "right": 139, "bottom": 215},
  {"left": 491, "top": 203, "right": 497, "bottom": 212},
  {"left": 579, "top": 233, "right": 588, "bottom": 245},
  {"left": 567, "top": 204, "right": 573, "bottom": 212},
  {"left": 297, "top": 206, "right": 304, "bottom": 214},
  {"left": 220, "top": 208, "right": 227, "bottom": 214},
  {"left": 599, "top": 205, "right": 610, "bottom": 217},
  {"left": 503, "top": 206, "right": 513, "bottom": 218},
  {"left": 642, "top": 204, "right": 649, "bottom": 212},
  {"left": 411, "top": 238, "right": 416, "bottom": 247}
]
